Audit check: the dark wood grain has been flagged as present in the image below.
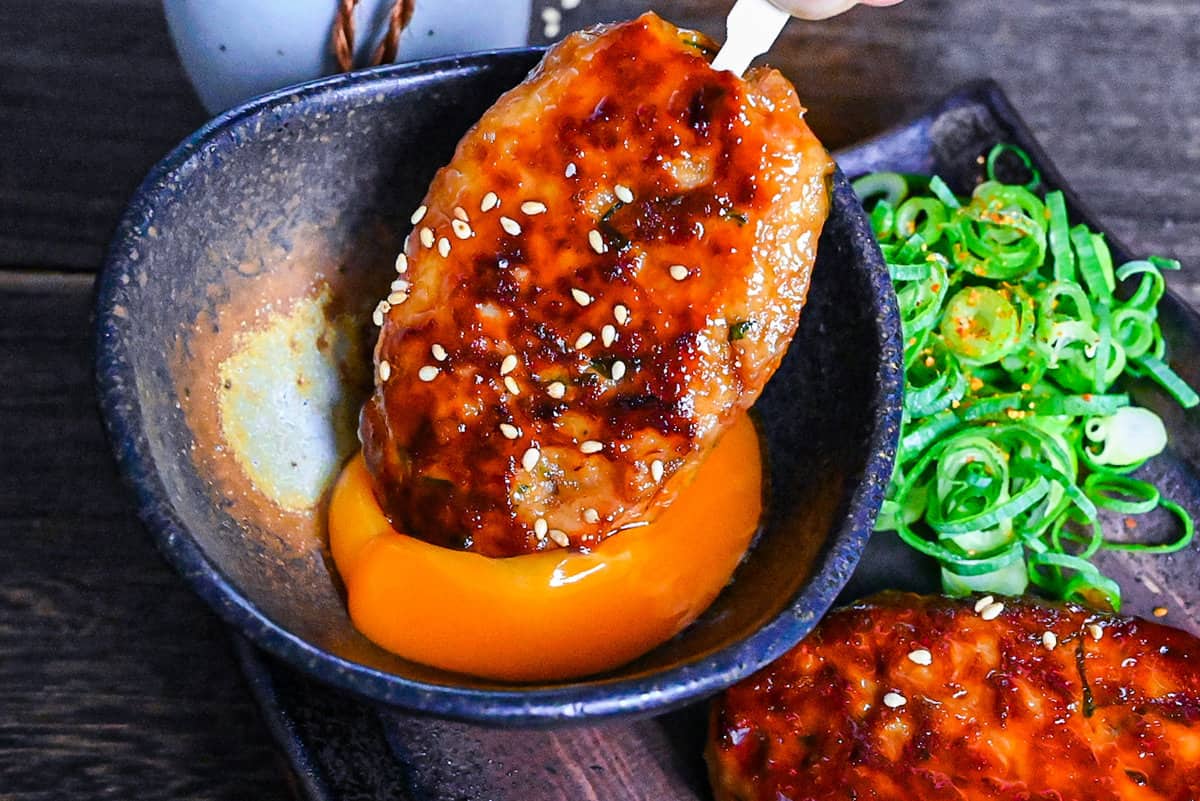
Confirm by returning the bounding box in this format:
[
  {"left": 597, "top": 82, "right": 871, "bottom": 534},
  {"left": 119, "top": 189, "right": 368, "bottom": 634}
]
[
  {"left": 383, "top": 707, "right": 710, "bottom": 801},
  {"left": 0, "top": 1, "right": 208, "bottom": 271},
  {"left": 0, "top": 272, "right": 290, "bottom": 801},
  {"left": 3, "top": 1, "right": 1200, "bottom": 799},
  {"left": 5, "top": 1, "right": 1198, "bottom": 285}
]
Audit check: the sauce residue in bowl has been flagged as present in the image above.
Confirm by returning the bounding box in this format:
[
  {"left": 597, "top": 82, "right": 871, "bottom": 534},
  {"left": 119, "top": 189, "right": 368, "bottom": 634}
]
[{"left": 329, "top": 413, "right": 763, "bottom": 681}]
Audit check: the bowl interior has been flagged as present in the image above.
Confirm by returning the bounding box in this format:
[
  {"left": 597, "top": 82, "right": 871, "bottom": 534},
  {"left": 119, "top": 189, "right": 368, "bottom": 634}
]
[{"left": 96, "top": 51, "right": 901, "bottom": 722}]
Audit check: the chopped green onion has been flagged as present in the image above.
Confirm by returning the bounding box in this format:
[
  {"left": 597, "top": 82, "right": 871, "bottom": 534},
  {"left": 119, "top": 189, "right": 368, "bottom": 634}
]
[
  {"left": 855, "top": 142, "right": 1198, "bottom": 611},
  {"left": 852, "top": 172, "right": 909, "bottom": 208},
  {"left": 986, "top": 142, "right": 1042, "bottom": 190},
  {"left": 1070, "top": 225, "right": 1114, "bottom": 303},
  {"left": 721, "top": 208, "right": 749, "bottom": 226},
  {"left": 1045, "top": 191, "right": 1075, "bottom": 282},
  {"left": 928, "top": 175, "right": 961, "bottom": 210},
  {"left": 1102, "top": 498, "right": 1194, "bottom": 554},
  {"left": 728, "top": 320, "right": 754, "bottom": 341},
  {"left": 1083, "top": 406, "right": 1168, "bottom": 465},
  {"left": 1084, "top": 471, "right": 1160, "bottom": 514},
  {"left": 869, "top": 201, "right": 895, "bottom": 239},
  {"left": 1133, "top": 353, "right": 1200, "bottom": 408},
  {"left": 896, "top": 197, "right": 948, "bottom": 244}
]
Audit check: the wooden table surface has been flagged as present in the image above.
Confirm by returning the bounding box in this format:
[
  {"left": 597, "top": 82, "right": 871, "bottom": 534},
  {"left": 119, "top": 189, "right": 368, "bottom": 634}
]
[{"left": 2, "top": 1, "right": 1198, "bottom": 798}]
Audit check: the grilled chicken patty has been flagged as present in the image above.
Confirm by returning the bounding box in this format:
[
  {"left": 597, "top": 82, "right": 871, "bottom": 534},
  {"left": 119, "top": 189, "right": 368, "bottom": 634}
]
[
  {"left": 709, "top": 593, "right": 1200, "bottom": 801},
  {"left": 360, "top": 12, "right": 833, "bottom": 557}
]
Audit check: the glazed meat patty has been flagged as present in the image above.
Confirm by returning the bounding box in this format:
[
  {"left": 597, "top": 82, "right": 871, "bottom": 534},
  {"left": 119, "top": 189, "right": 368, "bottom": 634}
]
[
  {"left": 708, "top": 592, "right": 1200, "bottom": 801},
  {"left": 360, "top": 12, "right": 833, "bottom": 557}
]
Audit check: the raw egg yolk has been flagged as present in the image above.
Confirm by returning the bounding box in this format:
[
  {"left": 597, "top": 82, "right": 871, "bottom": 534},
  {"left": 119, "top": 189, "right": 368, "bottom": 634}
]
[{"left": 328, "top": 413, "right": 762, "bottom": 682}]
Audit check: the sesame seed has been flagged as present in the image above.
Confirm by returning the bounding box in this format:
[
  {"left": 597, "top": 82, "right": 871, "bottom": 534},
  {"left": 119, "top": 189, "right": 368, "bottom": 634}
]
[
  {"left": 534, "top": 518, "right": 548, "bottom": 539},
  {"left": 1088, "top": 623, "right": 1104, "bottom": 641},
  {"left": 882, "top": 692, "right": 907, "bottom": 709},
  {"left": 574, "top": 331, "right": 594, "bottom": 349},
  {"left": 571, "top": 288, "right": 592, "bottom": 306},
  {"left": 614, "top": 304, "right": 629, "bottom": 325},
  {"left": 651, "top": 459, "right": 664, "bottom": 483},
  {"left": 499, "top": 423, "right": 520, "bottom": 440},
  {"left": 565, "top": 162, "right": 577, "bottom": 178},
  {"left": 410, "top": 205, "right": 427, "bottom": 225},
  {"left": 973, "top": 595, "right": 995, "bottom": 613},
  {"left": 669, "top": 264, "right": 690, "bottom": 281},
  {"left": 601, "top": 324, "right": 616, "bottom": 347},
  {"left": 562, "top": 0, "right": 581, "bottom": 9},
  {"left": 419, "top": 227, "right": 435, "bottom": 248},
  {"left": 1153, "top": 606, "right": 1168, "bottom": 618},
  {"left": 390, "top": 279, "right": 410, "bottom": 292},
  {"left": 431, "top": 344, "right": 448, "bottom": 361},
  {"left": 521, "top": 201, "right": 548, "bottom": 215},
  {"left": 610, "top": 360, "right": 626, "bottom": 381},
  {"left": 500, "top": 354, "right": 518, "bottom": 375},
  {"left": 907, "top": 649, "right": 932, "bottom": 666},
  {"left": 1042, "top": 631, "right": 1058, "bottom": 651},
  {"left": 378, "top": 360, "right": 391, "bottom": 382},
  {"left": 418, "top": 365, "right": 439, "bottom": 382},
  {"left": 548, "top": 529, "right": 570, "bottom": 548},
  {"left": 386, "top": 291, "right": 408, "bottom": 306},
  {"left": 480, "top": 192, "right": 499, "bottom": 212},
  {"left": 372, "top": 306, "right": 385, "bottom": 327},
  {"left": 588, "top": 229, "right": 607, "bottom": 254},
  {"left": 580, "top": 440, "right": 604, "bottom": 454},
  {"left": 583, "top": 508, "right": 600, "bottom": 524},
  {"left": 451, "top": 219, "right": 473, "bottom": 239},
  {"left": 500, "top": 216, "right": 521, "bottom": 236},
  {"left": 522, "top": 447, "right": 540, "bottom": 471},
  {"left": 541, "top": 6, "right": 561, "bottom": 22},
  {"left": 980, "top": 601, "right": 1004, "bottom": 621},
  {"left": 453, "top": 206, "right": 469, "bottom": 222},
  {"left": 547, "top": 381, "right": 566, "bottom": 399},
  {"left": 504, "top": 375, "right": 521, "bottom": 395},
  {"left": 394, "top": 253, "right": 408, "bottom": 273},
  {"left": 437, "top": 237, "right": 451, "bottom": 257},
  {"left": 614, "top": 184, "right": 634, "bottom": 204}
]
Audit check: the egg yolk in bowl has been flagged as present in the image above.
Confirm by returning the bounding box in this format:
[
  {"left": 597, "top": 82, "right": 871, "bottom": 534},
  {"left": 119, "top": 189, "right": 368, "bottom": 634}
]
[{"left": 329, "top": 414, "right": 764, "bottom": 682}]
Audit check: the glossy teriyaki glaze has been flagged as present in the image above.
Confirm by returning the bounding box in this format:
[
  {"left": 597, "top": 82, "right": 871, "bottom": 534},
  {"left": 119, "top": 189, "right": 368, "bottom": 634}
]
[
  {"left": 359, "top": 12, "right": 833, "bottom": 557},
  {"left": 708, "top": 592, "right": 1200, "bottom": 801}
]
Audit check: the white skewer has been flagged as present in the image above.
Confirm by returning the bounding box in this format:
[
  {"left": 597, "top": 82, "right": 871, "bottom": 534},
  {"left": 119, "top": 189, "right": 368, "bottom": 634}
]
[{"left": 710, "top": 0, "right": 791, "bottom": 76}]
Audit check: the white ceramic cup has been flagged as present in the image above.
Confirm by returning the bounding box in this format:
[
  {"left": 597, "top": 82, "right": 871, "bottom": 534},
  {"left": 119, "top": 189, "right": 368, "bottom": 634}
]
[{"left": 163, "top": 0, "right": 534, "bottom": 114}]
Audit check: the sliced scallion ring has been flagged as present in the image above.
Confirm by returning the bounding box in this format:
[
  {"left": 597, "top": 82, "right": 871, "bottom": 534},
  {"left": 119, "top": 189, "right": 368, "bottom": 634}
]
[{"left": 861, "top": 143, "right": 1199, "bottom": 611}]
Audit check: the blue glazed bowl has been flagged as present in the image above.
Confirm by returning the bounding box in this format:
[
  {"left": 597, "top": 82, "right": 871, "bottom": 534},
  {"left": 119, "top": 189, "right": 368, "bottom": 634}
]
[{"left": 94, "top": 49, "right": 902, "bottom": 725}]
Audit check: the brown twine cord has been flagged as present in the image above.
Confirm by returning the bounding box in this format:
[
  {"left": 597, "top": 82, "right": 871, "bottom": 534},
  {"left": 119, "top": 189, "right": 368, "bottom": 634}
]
[{"left": 332, "top": 0, "right": 416, "bottom": 73}]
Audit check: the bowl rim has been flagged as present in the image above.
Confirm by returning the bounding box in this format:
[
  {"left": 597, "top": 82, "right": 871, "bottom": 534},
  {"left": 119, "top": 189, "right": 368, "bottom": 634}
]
[{"left": 94, "top": 47, "right": 903, "bottom": 725}]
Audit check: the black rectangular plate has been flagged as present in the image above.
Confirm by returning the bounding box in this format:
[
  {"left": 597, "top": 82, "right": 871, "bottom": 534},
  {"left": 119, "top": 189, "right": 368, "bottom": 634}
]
[{"left": 235, "top": 80, "right": 1200, "bottom": 801}]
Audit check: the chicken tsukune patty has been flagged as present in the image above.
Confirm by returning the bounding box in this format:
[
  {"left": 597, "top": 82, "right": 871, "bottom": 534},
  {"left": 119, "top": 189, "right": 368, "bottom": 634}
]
[{"left": 360, "top": 12, "right": 833, "bottom": 557}]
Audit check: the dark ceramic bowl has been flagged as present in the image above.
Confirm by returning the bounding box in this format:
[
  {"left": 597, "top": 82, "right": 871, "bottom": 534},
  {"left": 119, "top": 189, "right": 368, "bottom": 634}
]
[{"left": 94, "top": 49, "right": 902, "bottom": 725}]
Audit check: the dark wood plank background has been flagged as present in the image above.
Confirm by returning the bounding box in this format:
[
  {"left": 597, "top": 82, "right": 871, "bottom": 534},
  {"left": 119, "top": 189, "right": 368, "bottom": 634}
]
[{"left": 2, "top": 1, "right": 1197, "bottom": 798}]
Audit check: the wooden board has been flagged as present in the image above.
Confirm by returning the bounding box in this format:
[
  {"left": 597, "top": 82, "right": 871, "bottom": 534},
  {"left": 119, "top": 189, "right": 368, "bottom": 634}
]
[
  {"left": 0, "top": 272, "right": 290, "bottom": 800},
  {"left": 3, "top": 1, "right": 1200, "bottom": 277},
  {"left": 3, "top": 1, "right": 1200, "bottom": 799}
]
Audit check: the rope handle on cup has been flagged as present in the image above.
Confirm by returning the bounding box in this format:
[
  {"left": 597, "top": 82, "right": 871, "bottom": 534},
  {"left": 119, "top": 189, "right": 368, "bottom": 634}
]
[{"left": 332, "top": 0, "right": 416, "bottom": 72}]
